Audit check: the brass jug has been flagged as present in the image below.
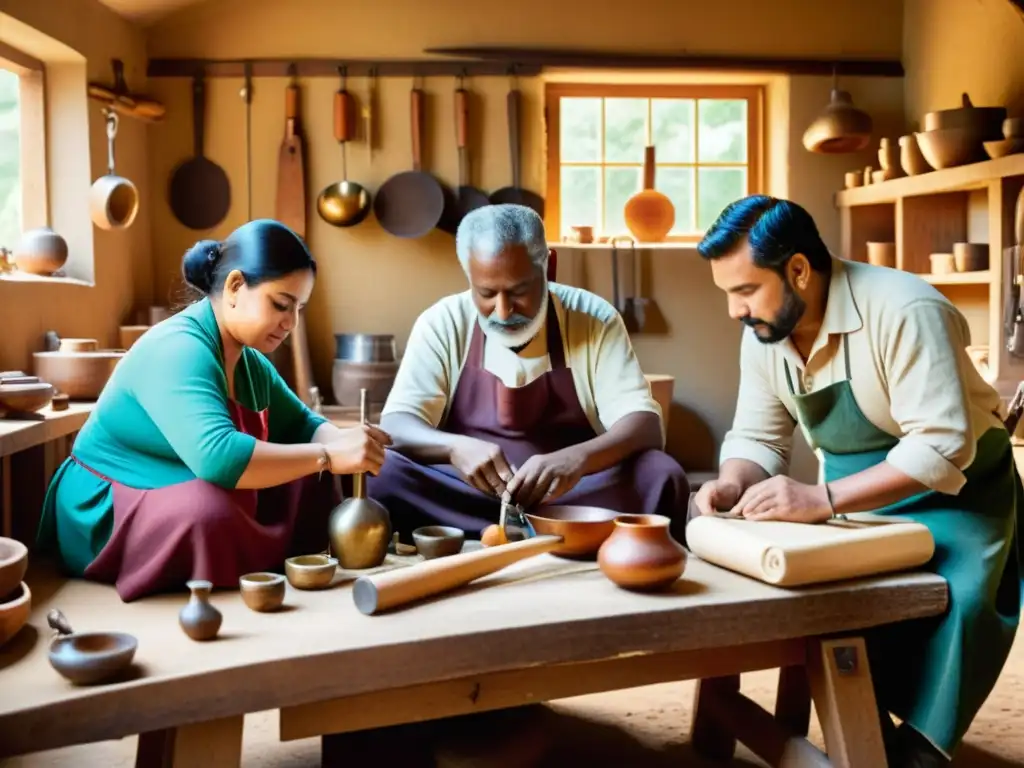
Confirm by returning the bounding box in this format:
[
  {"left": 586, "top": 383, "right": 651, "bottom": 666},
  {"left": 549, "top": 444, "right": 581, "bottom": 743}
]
[{"left": 328, "top": 388, "right": 392, "bottom": 569}]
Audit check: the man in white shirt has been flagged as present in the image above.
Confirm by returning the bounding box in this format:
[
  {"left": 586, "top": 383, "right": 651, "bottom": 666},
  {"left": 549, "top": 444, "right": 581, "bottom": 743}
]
[
  {"left": 367, "top": 204, "right": 688, "bottom": 539},
  {"left": 692, "top": 194, "right": 1022, "bottom": 768}
]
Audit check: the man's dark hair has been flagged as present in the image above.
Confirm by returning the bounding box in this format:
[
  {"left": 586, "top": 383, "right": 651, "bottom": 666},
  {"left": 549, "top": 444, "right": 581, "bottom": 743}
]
[{"left": 696, "top": 195, "right": 833, "bottom": 275}]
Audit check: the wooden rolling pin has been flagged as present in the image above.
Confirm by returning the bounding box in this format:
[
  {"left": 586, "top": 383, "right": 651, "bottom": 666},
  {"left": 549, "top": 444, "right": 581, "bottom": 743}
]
[{"left": 352, "top": 535, "right": 563, "bottom": 615}]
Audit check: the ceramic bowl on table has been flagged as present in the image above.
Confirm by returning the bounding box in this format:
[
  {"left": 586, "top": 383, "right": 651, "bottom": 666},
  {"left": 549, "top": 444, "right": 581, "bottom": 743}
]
[
  {"left": 0, "top": 582, "right": 31, "bottom": 647},
  {"left": 46, "top": 609, "right": 137, "bottom": 685},
  {"left": 239, "top": 572, "right": 286, "bottom": 612},
  {"left": 0, "top": 381, "right": 54, "bottom": 415},
  {"left": 411, "top": 526, "right": 465, "bottom": 560},
  {"left": 285, "top": 555, "right": 338, "bottom": 590},
  {"left": 0, "top": 537, "right": 28, "bottom": 599}
]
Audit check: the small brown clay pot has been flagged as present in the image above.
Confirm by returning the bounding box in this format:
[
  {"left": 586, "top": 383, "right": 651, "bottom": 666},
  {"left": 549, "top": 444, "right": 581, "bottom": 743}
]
[{"left": 597, "top": 514, "right": 687, "bottom": 592}]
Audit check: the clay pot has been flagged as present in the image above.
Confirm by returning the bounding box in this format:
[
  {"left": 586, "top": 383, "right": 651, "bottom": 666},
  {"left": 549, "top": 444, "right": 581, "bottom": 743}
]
[
  {"left": 0, "top": 582, "right": 31, "bottom": 648},
  {"left": 13, "top": 227, "right": 68, "bottom": 276},
  {"left": 923, "top": 93, "right": 1006, "bottom": 140},
  {"left": 239, "top": 572, "right": 286, "bottom": 612},
  {"left": 412, "top": 525, "right": 465, "bottom": 559},
  {"left": 178, "top": 579, "right": 222, "bottom": 641},
  {"left": 899, "top": 134, "right": 931, "bottom": 176},
  {"left": 0, "top": 538, "right": 28, "bottom": 601},
  {"left": 0, "top": 381, "right": 54, "bottom": 415},
  {"left": 597, "top": 514, "right": 687, "bottom": 592},
  {"left": 866, "top": 242, "right": 896, "bottom": 269},
  {"left": 331, "top": 359, "right": 398, "bottom": 408},
  {"left": 33, "top": 350, "right": 124, "bottom": 399},
  {"left": 624, "top": 146, "right": 676, "bottom": 243}
]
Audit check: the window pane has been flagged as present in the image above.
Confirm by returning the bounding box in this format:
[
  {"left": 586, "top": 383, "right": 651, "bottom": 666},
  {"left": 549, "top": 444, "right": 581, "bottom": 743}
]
[
  {"left": 652, "top": 99, "right": 695, "bottom": 162},
  {"left": 604, "top": 166, "right": 642, "bottom": 236},
  {"left": 698, "top": 167, "right": 747, "bottom": 231},
  {"left": 560, "top": 165, "right": 601, "bottom": 237},
  {"left": 0, "top": 70, "right": 20, "bottom": 250},
  {"left": 698, "top": 99, "right": 747, "bottom": 163},
  {"left": 604, "top": 98, "right": 647, "bottom": 163},
  {"left": 657, "top": 167, "right": 695, "bottom": 234},
  {"left": 560, "top": 98, "right": 601, "bottom": 163}
]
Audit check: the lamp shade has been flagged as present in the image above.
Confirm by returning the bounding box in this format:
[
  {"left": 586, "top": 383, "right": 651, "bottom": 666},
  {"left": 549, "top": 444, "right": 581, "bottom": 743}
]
[{"left": 802, "top": 88, "right": 873, "bottom": 154}]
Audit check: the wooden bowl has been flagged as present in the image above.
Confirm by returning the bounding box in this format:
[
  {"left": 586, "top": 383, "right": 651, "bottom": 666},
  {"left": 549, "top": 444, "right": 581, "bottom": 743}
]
[
  {"left": 915, "top": 128, "right": 987, "bottom": 170},
  {"left": 923, "top": 94, "right": 1006, "bottom": 139},
  {"left": 524, "top": 505, "right": 619, "bottom": 559},
  {"left": 58, "top": 338, "right": 98, "bottom": 353},
  {"left": 239, "top": 572, "right": 286, "bottom": 612},
  {"left": 33, "top": 351, "right": 124, "bottom": 400},
  {"left": 412, "top": 526, "right": 465, "bottom": 560},
  {"left": 0, "top": 381, "right": 54, "bottom": 415},
  {"left": 899, "top": 134, "right": 931, "bottom": 176},
  {"left": 953, "top": 242, "right": 989, "bottom": 272},
  {"left": 984, "top": 137, "right": 1024, "bottom": 160},
  {"left": 48, "top": 627, "right": 137, "bottom": 685},
  {"left": 0, "top": 537, "right": 28, "bottom": 600},
  {"left": 0, "top": 582, "right": 30, "bottom": 647},
  {"left": 284, "top": 555, "right": 338, "bottom": 590}
]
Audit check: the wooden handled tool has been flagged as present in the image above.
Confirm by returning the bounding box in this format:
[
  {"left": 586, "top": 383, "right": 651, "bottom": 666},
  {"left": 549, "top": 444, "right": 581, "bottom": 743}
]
[{"left": 351, "top": 534, "right": 564, "bottom": 615}]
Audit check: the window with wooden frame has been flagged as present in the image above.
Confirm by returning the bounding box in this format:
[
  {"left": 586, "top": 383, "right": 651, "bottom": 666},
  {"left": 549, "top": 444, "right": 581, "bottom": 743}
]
[
  {"left": 544, "top": 83, "right": 763, "bottom": 243},
  {"left": 0, "top": 40, "right": 45, "bottom": 254}
]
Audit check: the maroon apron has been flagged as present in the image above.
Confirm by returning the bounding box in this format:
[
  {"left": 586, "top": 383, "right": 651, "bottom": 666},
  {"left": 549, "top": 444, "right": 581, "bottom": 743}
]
[
  {"left": 367, "top": 299, "right": 689, "bottom": 541},
  {"left": 82, "top": 400, "right": 338, "bottom": 601}
]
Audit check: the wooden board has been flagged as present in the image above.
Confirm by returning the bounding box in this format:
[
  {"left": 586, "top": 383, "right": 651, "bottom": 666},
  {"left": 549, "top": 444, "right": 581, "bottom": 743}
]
[
  {"left": 275, "top": 82, "right": 306, "bottom": 239},
  {"left": 685, "top": 514, "right": 935, "bottom": 587},
  {"left": 0, "top": 555, "right": 946, "bottom": 758},
  {"left": 0, "top": 403, "right": 92, "bottom": 457}
]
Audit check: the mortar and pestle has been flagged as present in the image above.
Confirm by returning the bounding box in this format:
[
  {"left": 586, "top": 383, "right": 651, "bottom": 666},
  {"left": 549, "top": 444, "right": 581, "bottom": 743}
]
[{"left": 328, "top": 388, "right": 392, "bottom": 569}]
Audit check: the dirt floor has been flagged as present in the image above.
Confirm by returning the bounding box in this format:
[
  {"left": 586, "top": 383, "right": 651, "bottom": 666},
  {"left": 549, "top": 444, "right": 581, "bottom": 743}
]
[{"left": 4, "top": 635, "right": 1023, "bottom": 768}]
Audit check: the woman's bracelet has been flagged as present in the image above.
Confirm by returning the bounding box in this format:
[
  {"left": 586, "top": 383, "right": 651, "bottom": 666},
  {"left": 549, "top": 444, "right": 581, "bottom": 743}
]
[{"left": 317, "top": 445, "right": 332, "bottom": 479}]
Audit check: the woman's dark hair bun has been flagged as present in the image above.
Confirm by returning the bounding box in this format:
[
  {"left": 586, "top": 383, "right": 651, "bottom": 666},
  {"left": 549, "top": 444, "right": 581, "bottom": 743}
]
[{"left": 182, "top": 239, "right": 223, "bottom": 294}]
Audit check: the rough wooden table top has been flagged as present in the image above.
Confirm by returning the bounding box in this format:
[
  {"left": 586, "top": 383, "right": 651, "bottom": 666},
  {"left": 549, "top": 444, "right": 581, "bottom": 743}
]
[
  {"left": 0, "top": 554, "right": 947, "bottom": 758},
  {"left": 0, "top": 402, "right": 93, "bottom": 457}
]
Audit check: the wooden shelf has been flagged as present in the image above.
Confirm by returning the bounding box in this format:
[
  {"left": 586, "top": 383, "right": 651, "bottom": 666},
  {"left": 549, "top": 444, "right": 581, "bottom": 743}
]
[
  {"left": 836, "top": 153, "right": 1024, "bottom": 207},
  {"left": 919, "top": 270, "right": 992, "bottom": 285}
]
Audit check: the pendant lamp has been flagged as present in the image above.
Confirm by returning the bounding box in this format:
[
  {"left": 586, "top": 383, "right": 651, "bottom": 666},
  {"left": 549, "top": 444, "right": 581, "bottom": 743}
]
[{"left": 802, "top": 69, "right": 873, "bottom": 154}]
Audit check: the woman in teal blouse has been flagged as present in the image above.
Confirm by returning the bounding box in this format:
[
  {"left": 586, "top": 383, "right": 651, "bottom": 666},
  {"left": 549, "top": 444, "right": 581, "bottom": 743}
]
[{"left": 37, "top": 219, "right": 391, "bottom": 601}]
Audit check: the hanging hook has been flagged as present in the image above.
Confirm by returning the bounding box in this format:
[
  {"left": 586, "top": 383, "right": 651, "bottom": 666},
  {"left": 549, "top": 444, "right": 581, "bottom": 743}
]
[
  {"left": 287, "top": 61, "right": 298, "bottom": 84},
  {"left": 103, "top": 107, "right": 119, "bottom": 141},
  {"left": 337, "top": 64, "right": 348, "bottom": 91}
]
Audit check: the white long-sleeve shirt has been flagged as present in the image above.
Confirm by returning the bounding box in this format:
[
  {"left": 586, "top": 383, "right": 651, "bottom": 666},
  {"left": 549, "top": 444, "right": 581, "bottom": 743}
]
[
  {"left": 382, "top": 282, "right": 664, "bottom": 444},
  {"left": 720, "top": 257, "right": 1005, "bottom": 495}
]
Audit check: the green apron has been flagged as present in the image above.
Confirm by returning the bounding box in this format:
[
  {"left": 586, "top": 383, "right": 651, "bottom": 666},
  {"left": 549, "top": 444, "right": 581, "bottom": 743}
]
[{"left": 784, "top": 335, "right": 1023, "bottom": 757}]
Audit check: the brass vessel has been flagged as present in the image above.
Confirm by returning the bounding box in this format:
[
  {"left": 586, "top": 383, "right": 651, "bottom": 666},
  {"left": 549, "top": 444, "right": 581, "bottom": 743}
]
[{"left": 328, "top": 388, "right": 392, "bottom": 569}]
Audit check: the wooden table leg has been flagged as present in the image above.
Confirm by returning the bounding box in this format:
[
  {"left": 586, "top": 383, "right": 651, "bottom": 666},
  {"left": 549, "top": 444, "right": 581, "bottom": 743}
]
[
  {"left": 690, "top": 674, "right": 740, "bottom": 761},
  {"left": 135, "top": 714, "right": 244, "bottom": 768},
  {"left": 807, "top": 636, "right": 887, "bottom": 768},
  {"left": 1, "top": 454, "right": 11, "bottom": 540},
  {"left": 775, "top": 664, "right": 812, "bottom": 737}
]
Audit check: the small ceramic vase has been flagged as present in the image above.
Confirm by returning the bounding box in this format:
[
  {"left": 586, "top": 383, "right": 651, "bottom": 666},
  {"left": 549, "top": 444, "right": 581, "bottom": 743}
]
[
  {"left": 178, "top": 579, "right": 222, "bottom": 641},
  {"left": 597, "top": 514, "right": 687, "bottom": 592}
]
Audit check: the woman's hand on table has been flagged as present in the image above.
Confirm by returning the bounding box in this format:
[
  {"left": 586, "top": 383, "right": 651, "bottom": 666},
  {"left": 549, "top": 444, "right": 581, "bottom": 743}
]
[
  {"left": 325, "top": 424, "right": 392, "bottom": 476},
  {"left": 728, "top": 476, "right": 832, "bottom": 523}
]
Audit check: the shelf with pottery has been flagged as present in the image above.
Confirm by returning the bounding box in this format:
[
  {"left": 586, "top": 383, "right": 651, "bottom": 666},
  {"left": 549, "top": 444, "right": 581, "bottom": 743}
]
[{"left": 837, "top": 97, "right": 1024, "bottom": 389}]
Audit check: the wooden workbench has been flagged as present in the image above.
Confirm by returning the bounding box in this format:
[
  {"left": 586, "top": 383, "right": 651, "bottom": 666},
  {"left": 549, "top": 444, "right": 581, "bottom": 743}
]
[
  {"left": 0, "top": 553, "right": 947, "bottom": 767},
  {"left": 0, "top": 403, "right": 93, "bottom": 540}
]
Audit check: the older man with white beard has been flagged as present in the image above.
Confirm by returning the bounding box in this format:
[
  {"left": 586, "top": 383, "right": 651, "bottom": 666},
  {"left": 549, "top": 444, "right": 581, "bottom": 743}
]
[{"left": 367, "top": 203, "right": 689, "bottom": 541}]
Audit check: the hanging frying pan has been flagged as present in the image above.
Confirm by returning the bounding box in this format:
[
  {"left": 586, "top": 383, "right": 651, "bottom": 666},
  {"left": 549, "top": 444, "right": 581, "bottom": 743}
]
[
  {"left": 317, "top": 67, "right": 371, "bottom": 228},
  {"left": 168, "top": 71, "right": 231, "bottom": 230},
  {"left": 489, "top": 76, "right": 544, "bottom": 217},
  {"left": 373, "top": 82, "right": 445, "bottom": 239}
]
